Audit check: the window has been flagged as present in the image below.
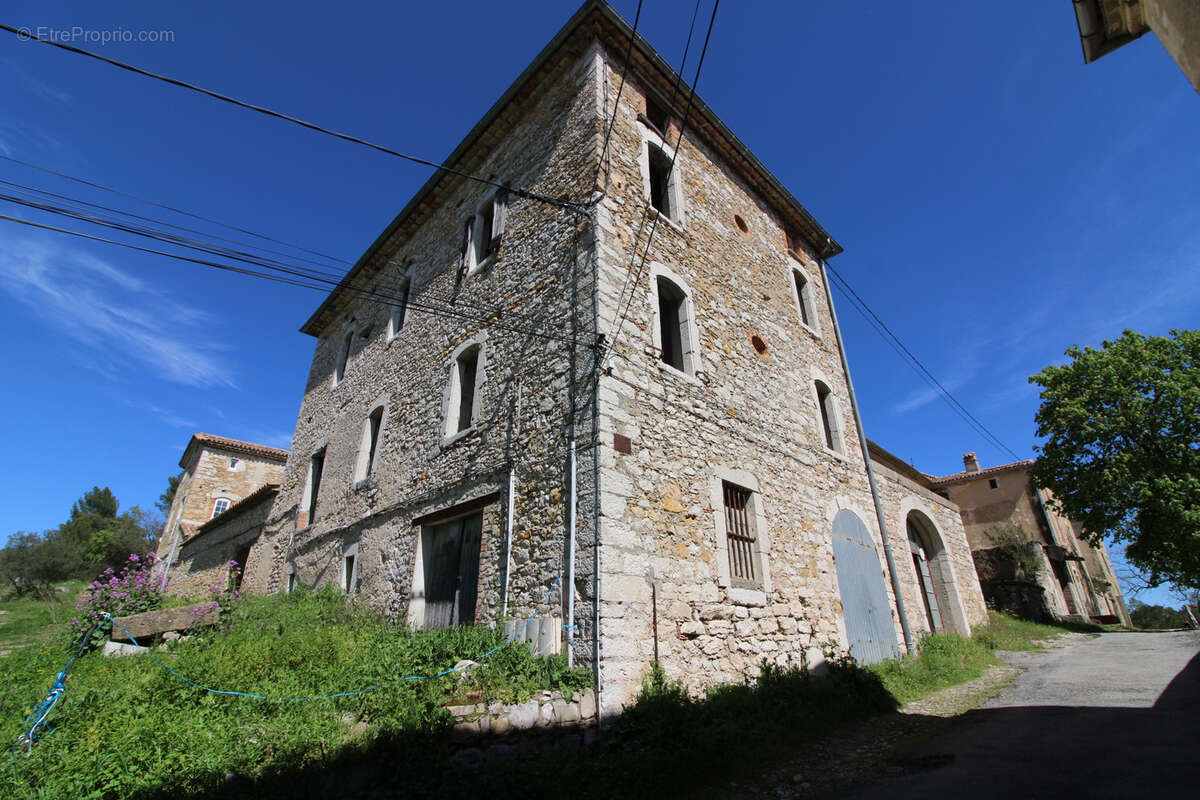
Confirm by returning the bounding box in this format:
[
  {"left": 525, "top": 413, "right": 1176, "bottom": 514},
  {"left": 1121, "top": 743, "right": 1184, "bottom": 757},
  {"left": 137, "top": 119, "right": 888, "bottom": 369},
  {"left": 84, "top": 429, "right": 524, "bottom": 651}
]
[
  {"left": 464, "top": 192, "right": 507, "bottom": 273},
  {"left": 343, "top": 544, "right": 358, "bottom": 594},
  {"left": 286, "top": 565, "right": 297, "bottom": 593},
  {"left": 233, "top": 543, "right": 252, "bottom": 590},
  {"left": 645, "top": 94, "right": 669, "bottom": 136},
  {"left": 419, "top": 513, "right": 482, "bottom": 628},
  {"left": 387, "top": 278, "right": 410, "bottom": 340},
  {"left": 988, "top": 478, "right": 999, "bottom": 489},
  {"left": 211, "top": 498, "right": 231, "bottom": 518},
  {"left": 723, "top": 482, "right": 760, "bottom": 588},
  {"left": 445, "top": 343, "right": 483, "bottom": 438},
  {"left": 907, "top": 517, "right": 944, "bottom": 633},
  {"left": 303, "top": 448, "right": 325, "bottom": 525},
  {"left": 653, "top": 273, "right": 697, "bottom": 376},
  {"left": 333, "top": 328, "right": 354, "bottom": 386},
  {"left": 647, "top": 142, "right": 675, "bottom": 219},
  {"left": 229, "top": 458, "right": 240, "bottom": 470},
  {"left": 792, "top": 268, "right": 815, "bottom": 329},
  {"left": 354, "top": 406, "right": 385, "bottom": 483},
  {"left": 815, "top": 380, "right": 844, "bottom": 454}
]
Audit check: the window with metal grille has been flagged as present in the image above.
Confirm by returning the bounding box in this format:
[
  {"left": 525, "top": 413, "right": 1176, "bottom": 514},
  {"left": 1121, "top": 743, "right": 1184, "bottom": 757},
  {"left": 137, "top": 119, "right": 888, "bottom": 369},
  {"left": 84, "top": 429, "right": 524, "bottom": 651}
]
[{"left": 723, "top": 482, "right": 758, "bottom": 586}]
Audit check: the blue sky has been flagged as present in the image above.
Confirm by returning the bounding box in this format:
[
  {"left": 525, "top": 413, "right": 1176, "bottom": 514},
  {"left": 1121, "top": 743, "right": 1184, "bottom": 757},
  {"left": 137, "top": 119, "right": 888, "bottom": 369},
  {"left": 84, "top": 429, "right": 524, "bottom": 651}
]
[{"left": 0, "top": 1, "right": 1195, "bottom": 606}]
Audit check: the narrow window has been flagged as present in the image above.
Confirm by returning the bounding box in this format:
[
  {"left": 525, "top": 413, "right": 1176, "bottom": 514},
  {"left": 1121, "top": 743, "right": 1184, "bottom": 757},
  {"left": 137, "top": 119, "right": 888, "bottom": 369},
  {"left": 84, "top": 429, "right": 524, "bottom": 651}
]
[
  {"left": 229, "top": 457, "right": 240, "bottom": 470},
  {"left": 815, "top": 381, "right": 841, "bottom": 453},
  {"left": 305, "top": 448, "right": 325, "bottom": 524},
  {"left": 722, "top": 482, "right": 759, "bottom": 587},
  {"left": 907, "top": 517, "right": 944, "bottom": 633},
  {"left": 988, "top": 478, "right": 999, "bottom": 489},
  {"left": 468, "top": 193, "right": 505, "bottom": 271},
  {"left": 455, "top": 348, "right": 479, "bottom": 433},
  {"left": 211, "top": 498, "right": 231, "bottom": 518},
  {"left": 656, "top": 275, "right": 691, "bottom": 373},
  {"left": 286, "top": 565, "right": 297, "bottom": 593},
  {"left": 388, "top": 278, "right": 410, "bottom": 340},
  {"left": 233, "top": 543, "right": 252, "bottom": 590},
  {"left": 792, "top": 270, "right": 813, "bottom": 327},
  {"left": 334, "top": 329, "right": 353, "bottom": 385},
  {"left": 476, "top": 201, "right": 494, "bottom": 264},
  {"left": 647, "top": 143, "right": 674, "bottom": 219},
  {"left": 343, "top": 552, "right": 356, "bottom": 593},
  {"left": 355, "top": 407, "right": 385, "bottom": 482}
]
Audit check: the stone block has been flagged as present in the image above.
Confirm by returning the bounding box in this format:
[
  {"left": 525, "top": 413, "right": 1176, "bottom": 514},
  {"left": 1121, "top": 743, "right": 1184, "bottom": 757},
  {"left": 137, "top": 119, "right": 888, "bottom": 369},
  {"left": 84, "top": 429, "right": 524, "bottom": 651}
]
[
  {"left": 109, "top": 604, "right": 218, "bottom": 643},
  {"left": 508, "top": 700, "right": 540, "bottom": 730},
  {"left": 102, "top": 641, "right": 148, "bottom": 658}
]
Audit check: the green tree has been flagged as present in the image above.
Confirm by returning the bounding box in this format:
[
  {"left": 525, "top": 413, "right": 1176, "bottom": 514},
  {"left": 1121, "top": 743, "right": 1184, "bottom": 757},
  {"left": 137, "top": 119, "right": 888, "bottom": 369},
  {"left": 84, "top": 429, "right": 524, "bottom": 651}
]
[
  {"left": 156, "top": 473, "right": 181, "bottom": 514},
  {"left": 1128, "top": 599, "right": 1188, "bottom": 629},
  {"left": 1029, "top": 329, "right": 1200, "bottom": 590}
]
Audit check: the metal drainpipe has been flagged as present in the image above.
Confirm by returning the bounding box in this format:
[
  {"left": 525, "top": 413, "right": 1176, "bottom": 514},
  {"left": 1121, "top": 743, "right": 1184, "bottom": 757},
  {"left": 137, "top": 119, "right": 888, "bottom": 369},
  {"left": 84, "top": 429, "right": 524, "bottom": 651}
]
[
  {"left": 565, "top": 438, "right": 578, "bottom": 668},
  {"left": 502, "top": 461, "right": 516, "bottom": 620},
  {"left": 818, "top": 255, "right": 915, "bottom": 656}
]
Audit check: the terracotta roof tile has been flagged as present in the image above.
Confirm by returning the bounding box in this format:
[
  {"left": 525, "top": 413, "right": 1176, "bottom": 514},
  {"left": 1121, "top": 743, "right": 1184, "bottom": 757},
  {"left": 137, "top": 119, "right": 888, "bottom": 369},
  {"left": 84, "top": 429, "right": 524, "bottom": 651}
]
[
  {"left": 930, "top": 459, "right": 1035, "bottom": 487},
  {"left": 181, "top": 433, "right": 289, "bottom": 468}
]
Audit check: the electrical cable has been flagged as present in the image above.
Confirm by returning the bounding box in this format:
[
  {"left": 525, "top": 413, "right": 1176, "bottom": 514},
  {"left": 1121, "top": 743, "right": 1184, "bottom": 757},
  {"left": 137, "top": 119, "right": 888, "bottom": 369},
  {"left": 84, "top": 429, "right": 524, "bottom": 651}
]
[
  {"left": 594, "top": 0, "right": 644, "bottom": 192},
  {"left": 0, "top": 24, "right": 588, "bottom": 214}
]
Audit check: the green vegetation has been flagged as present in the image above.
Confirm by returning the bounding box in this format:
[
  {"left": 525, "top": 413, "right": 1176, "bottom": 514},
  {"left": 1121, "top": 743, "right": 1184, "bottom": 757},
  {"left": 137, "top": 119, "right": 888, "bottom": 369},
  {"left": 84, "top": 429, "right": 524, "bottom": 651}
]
[
  {"left": 2, "top": 588, "right": 589, "bottom": 799},
  {"left": 1029, "top": 328, "right": 1200, "bottom": 592},
  {"left": 984, "top": 523, "right": 1043, "bottom": 580},
  {"left": 1129, "top": 599, "right": 1192, "bottom": 629},
  {"left": 0, "top": 582, "right": 83, "bottom": 652},
  {"left": 1, "top": 487, "right": 160, "bottom": 597}
]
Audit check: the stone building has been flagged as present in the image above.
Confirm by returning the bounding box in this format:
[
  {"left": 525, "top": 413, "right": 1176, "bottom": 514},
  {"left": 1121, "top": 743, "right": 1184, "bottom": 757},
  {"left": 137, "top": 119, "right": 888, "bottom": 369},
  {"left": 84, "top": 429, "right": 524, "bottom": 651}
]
[
  {"left": 1072, "top": 0, "right": 1200, "bottom": 92},
  {"left": 166, "top": 484, "right": 280, "bottom": 598},
  {"left": 931, "top": 452, "right": 1130, "bottom": 625},
  {"left": 155, "top": 433, "right": 288, "bottom": 591},
  {"left": 251, "top": 0, "right": 987, "bottom": 712}
]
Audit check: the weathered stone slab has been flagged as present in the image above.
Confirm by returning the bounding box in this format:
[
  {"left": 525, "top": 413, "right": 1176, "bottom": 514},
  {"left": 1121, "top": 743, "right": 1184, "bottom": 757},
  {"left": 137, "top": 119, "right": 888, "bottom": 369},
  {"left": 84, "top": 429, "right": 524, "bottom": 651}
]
[
  {"left": 109, "top": 604, "right": 218, "bottom": 643},
  {"left": 102, "top": 641, "right": 148, "bottom": 657}
]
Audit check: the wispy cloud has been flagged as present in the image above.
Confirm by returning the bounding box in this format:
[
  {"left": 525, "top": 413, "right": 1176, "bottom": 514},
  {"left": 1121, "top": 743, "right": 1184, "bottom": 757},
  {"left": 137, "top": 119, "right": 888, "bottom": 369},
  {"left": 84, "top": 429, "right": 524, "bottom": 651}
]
[
  {"left": 4, "top": 60, "right": 72, "bottom": 105},
  {"left": 892, "top": 373, "right": 970, "bottom": 415},
  {"left": 0, "top": 236, "right": 236, "bottom": 388}
]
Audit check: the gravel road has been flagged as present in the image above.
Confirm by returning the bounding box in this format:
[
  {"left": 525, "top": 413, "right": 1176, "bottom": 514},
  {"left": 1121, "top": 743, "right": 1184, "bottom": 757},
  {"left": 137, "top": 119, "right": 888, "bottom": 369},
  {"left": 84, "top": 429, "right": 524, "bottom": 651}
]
[{"left": 837, "top": 631, "right": 1200, "bottom": 799}]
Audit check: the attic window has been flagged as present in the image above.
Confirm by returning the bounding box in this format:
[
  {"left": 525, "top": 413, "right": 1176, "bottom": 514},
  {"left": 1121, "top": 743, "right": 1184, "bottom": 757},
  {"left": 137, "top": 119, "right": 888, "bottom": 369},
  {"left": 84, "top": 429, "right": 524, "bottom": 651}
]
[
  {"left": 211, "top": 498, "right": 231, "bottom": 518},
  {"left": 645, "top": 95, "right": 669, "bottom": 135},
  {"left": 989, "top": 478, "right": 998, "bottom": 489},
  {"left": 229, "top": 458, "right": 239, "bottom": 470}
]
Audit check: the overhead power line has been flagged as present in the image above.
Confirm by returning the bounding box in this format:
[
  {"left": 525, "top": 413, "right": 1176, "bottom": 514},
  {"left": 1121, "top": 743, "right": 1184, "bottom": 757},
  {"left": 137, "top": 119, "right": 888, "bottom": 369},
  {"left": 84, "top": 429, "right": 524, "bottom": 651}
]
[
  {"left": 595, "top": 0, "right": 644, "bottom": 191},
  {"left": 0, "top": 154, "right": 350, "bottom": 266},
  {"left": 824, "top": 263, "right": 1022, "bottom": 461},
  {"left": 0, "top": 24, "right": 587, "bottom": 214}
]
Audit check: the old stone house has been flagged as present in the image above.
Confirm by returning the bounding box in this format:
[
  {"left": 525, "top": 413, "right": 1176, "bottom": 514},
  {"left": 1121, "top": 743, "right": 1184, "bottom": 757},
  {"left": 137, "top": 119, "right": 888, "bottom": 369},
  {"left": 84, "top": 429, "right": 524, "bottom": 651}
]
[
  {"left": 242, "top": 0, "right": 988, "bottom": 712},
  {"left": 155, "top": 433, "right": 287, "bottom": 591},
  {"left": 931, "top": 452, "right": 1130, "bottom": 625}
]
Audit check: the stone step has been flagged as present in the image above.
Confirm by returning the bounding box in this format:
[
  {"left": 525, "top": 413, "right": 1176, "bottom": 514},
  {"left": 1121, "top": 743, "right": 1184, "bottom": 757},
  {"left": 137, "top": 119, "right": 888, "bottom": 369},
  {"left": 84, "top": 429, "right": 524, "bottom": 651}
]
[{"left": 110, "top": 604, "right": 219, "bottom": 643}]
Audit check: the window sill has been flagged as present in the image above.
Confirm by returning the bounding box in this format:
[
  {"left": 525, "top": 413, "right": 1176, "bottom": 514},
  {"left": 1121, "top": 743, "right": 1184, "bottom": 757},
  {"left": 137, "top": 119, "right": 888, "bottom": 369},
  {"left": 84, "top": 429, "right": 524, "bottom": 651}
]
[
  {"left": 440, "top": 427, "right": 477, "bottom": 450},
  {"left": 727, "top": 587, "right": 767, "bottom": 607},
  {"left": 468, "top": 255, "right": 494, "bottom": 276},
  {"left": 655, "top": 360, "right": 701, "bottom": 386},
  {"left": 798, "top": 321, "right": 822, "bottom": 341},
  {"left": 646, "top": 204, "right": 685, "bottom": 234},
  {"left": 821, "top": 445, "right": 850, "bottom": 463}
]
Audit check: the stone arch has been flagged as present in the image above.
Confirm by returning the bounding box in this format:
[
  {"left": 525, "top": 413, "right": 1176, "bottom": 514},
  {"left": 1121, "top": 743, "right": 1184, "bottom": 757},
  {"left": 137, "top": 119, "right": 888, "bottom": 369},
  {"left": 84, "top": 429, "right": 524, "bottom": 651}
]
[{"left": 901, "top": 503, "right": 971, "bottom": 636}]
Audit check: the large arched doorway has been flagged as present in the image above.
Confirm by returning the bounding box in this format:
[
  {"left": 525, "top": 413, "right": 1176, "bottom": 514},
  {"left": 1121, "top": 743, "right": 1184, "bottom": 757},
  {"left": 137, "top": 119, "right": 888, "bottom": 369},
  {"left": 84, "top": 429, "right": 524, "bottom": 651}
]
[
  {"left": 906, "top": 513, "right": 944, "bottom": 633},
  {"left": 832, "top": 509, "right": 898, "bottom": 664}
]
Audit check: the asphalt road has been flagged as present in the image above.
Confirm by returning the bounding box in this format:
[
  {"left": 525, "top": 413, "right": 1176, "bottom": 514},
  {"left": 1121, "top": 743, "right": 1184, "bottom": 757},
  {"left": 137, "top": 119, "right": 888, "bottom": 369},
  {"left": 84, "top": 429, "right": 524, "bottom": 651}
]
[{"left": 838, "top": 631, "right": 1200, "bottom": 799}]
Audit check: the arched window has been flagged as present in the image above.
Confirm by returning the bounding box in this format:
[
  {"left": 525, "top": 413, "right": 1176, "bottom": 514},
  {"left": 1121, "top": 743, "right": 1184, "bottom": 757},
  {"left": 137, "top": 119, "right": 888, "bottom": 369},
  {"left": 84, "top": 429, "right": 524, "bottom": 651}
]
[
  {"left": 444, "top": 340, "right": 486, "bottom": 439},
  {"left": 652, "top": 270, "right": 698, "bottom": 376},
  {"left": 907, "top": 513, "right": 945, "bottom": 633},
  {"left": 814, "top": 380, "right": 843, "bottom": 453},
  {"left": 791, "top": 266, "right": 817, "bottom": 331},
  {"left": 333, "top": 327, "right": 354, "bottom": 386}
]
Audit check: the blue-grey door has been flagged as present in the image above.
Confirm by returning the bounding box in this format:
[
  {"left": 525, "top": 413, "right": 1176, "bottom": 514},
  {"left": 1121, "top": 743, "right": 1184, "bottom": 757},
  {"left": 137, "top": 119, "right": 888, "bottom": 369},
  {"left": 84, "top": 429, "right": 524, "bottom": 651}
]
[{"left": 831, "top": 510, "right": 898, "bottom": 664}]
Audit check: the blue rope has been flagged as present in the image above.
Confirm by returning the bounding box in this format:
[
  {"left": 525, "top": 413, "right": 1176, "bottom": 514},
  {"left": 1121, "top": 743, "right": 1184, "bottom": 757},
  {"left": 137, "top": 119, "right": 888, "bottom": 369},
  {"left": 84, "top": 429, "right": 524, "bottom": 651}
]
[{"left": 13, "top": 575, "right": 564, "bottom": 753}]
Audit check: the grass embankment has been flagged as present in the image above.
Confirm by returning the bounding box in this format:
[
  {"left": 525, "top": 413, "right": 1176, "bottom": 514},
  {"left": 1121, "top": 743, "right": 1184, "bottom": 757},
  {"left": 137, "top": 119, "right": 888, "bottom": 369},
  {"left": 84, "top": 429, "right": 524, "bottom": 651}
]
[
  {"left": 1, "top": 598, "right": 1101, "bottom": 800},
  {"left": 2, "top": 588, "right": 589, "bottom": 799},
  {"left": 871, "top": 611, "right": 1102, "bottom": 703}
]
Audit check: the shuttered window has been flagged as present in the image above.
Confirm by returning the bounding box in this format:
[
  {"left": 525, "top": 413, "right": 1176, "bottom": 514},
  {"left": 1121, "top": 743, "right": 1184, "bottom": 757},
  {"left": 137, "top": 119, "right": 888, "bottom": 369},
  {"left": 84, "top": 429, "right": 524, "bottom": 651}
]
[{"left": 723, "top": 482, "right": 758, "bottom": 585}]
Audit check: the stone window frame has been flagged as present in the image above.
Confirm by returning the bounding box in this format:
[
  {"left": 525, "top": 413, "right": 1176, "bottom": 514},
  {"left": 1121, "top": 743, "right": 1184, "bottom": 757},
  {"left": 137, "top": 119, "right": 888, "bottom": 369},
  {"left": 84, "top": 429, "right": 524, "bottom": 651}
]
[
  {"left": 386, "top": 267, "right": 413, "bottom": 342},
  {"left": 299, "top": 445, "right": 327, "bottom": 529},
  {"left": 228, "top": 457, "right": 242, "bottom": 471},
  {"left": 285, "top": 563, "right": 298, "bottom": 594},
  {"left": 786, "top": 260, "right": 821, "bottom": 339},
  {"left": 332, "top": 320, "right": 356, "bottom": 389},
  {"left": 896, "top": 498, "right": 972, "bottom": 637},
  {"left": 210, "top": 497, "right": 232, "bottom": 519},
  {"left": 709, "top": 466, "right": 772, "bottom": 606},
  {"left": 342, "top": 541, "right": 359, "bottom": 596},
  {"left": 464, "top": 191, "right": 508, "bottom": 275},
  {"left": 637, "top": 123, "right": 685, "bottom": 229},
  {"left": 647, "top": 262, "right": 702, "bottom": 383},
  {"left": 353, "top": 396, "right": 389, "bottom": 488},
  {"left": 441, "top": 331, "right": 488, "bottom": 447},
  {"left": 810, "top": 371, "right": 848, "bottom": 459}
]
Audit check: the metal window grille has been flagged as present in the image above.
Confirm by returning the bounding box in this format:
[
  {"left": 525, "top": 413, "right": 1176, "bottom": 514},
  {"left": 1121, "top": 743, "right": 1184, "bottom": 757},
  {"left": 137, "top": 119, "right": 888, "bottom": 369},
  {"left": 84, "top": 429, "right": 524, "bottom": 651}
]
[{"left": 723, "top": 482, "right": 757, "bottom": 583}]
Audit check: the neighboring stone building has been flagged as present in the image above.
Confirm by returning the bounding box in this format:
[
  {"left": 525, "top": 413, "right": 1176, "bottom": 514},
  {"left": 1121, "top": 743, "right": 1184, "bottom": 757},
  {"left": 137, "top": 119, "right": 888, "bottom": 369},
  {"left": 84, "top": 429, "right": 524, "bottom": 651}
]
[
  {"left": 250, "top": 0, "right": 988, "bottom": 712},
  {"left": 155, "top": 433, "right": 288, "bottom": 590},
  {"left": 166, "top": 484, "right": 280, "bottom": 598},
  {"left": 931, "top": 452, "right": 1130, "bottom": 625}
]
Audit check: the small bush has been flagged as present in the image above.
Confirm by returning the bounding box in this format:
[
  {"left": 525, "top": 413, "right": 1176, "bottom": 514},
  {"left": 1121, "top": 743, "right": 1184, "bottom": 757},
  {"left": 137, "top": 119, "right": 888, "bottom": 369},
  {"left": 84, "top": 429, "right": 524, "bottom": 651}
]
[{"left": 70, "top": 552, "right": 162, "bottom": 650}]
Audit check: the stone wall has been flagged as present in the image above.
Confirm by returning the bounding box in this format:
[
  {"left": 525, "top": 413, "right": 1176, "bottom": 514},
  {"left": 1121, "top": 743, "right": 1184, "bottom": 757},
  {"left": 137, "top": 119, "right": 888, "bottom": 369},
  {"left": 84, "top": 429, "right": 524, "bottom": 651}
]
[
  {"left": 169, "top": 488, "right": 277, "bottom": 598},
  {"left": 445, "top": 688, "right": 597, "bottom": 767},
  {"left": 258, "top": 40, "right": 605, "bottom": 659},
  {"left": 867, "top": 448, "right": 988, "bottom": 636},
  {"left": 590, "top": 54, "right": 904, "bottom": 711}
]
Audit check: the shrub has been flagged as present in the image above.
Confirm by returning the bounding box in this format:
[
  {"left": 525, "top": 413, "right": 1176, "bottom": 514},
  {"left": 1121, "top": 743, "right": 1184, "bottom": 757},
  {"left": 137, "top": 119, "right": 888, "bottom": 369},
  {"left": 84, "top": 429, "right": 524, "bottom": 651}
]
[{"left": 69, "top": 552, "right": 163, "bottom": 650}]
